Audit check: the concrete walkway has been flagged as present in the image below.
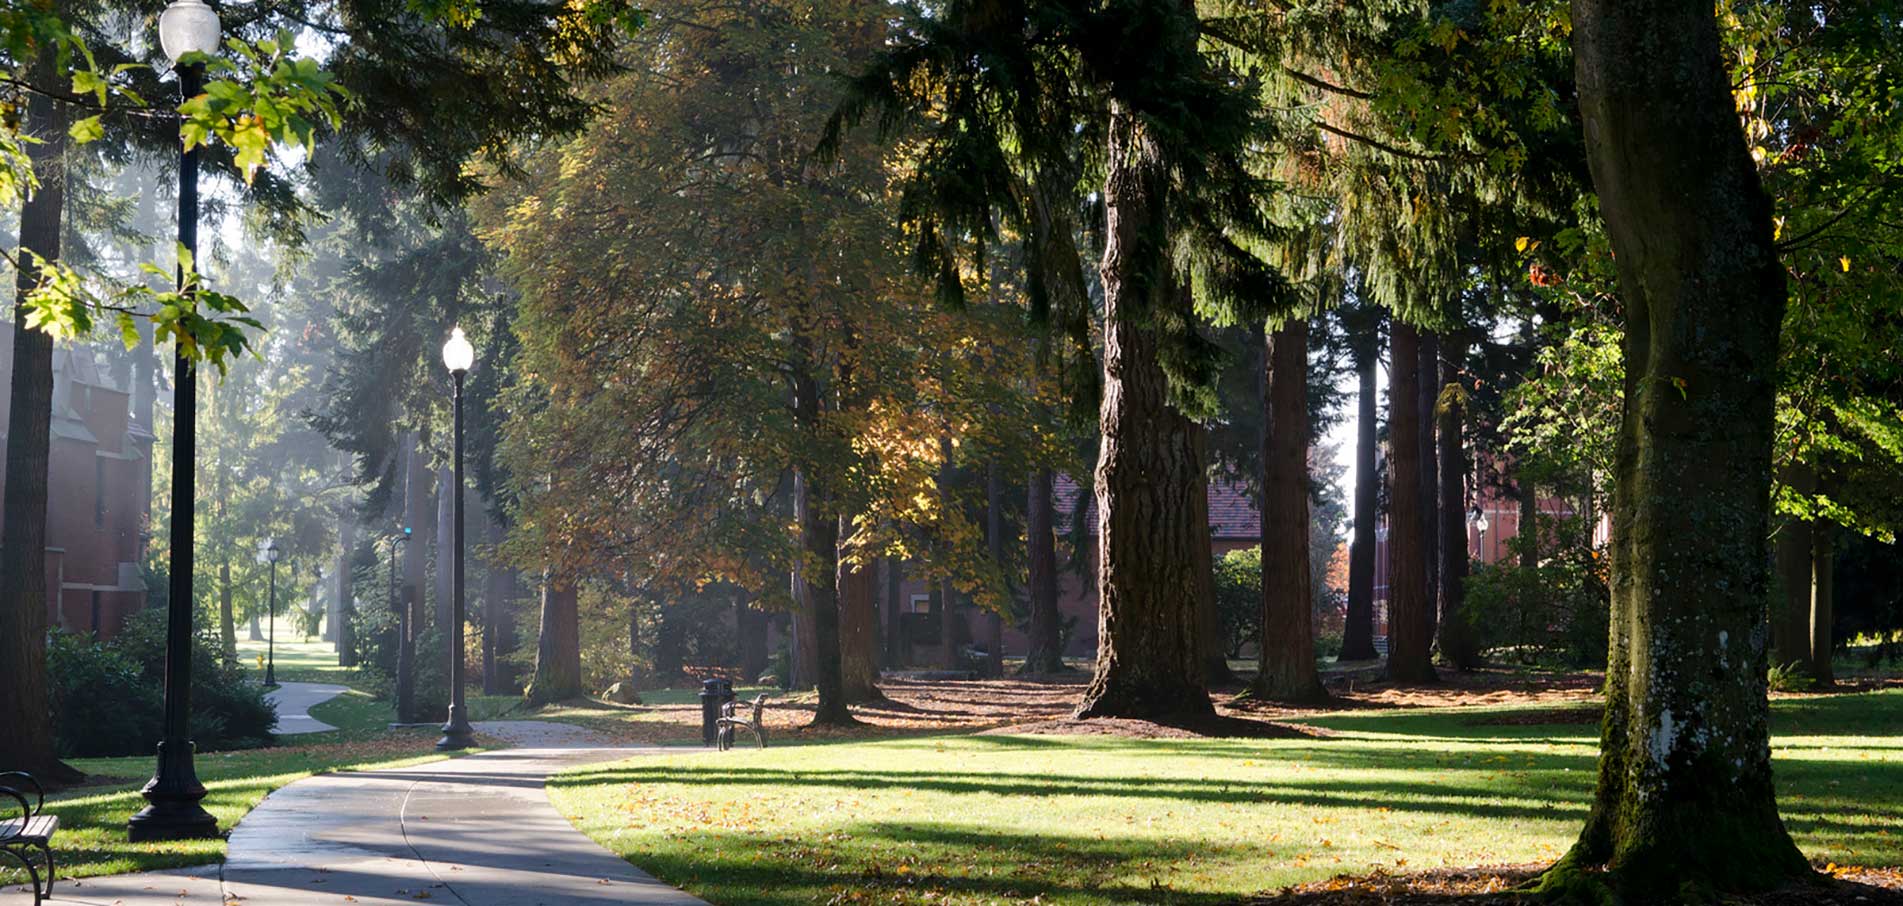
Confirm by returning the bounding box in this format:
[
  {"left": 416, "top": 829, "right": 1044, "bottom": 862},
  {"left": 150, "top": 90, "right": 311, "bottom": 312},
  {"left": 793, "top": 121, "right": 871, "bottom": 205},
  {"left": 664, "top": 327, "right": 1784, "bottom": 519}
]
[
  {"left": 5, "top": 723, "right": 708, "bottom": 906},
  {"left": 265, "top": 680, "right": 350, "bottom": 734}
]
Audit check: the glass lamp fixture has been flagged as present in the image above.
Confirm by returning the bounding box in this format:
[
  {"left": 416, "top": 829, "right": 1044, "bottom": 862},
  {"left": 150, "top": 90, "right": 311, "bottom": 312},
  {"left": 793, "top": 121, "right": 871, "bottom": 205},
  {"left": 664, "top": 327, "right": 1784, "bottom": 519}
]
[
  {"left": 264, "top": 540, "right": 281, "bottom": 563},
  {"left": 158, "top": 0, "right": 221, "bottom": 63},
  {"left": 442, "top": 327, "right": 475, "bottom": 375}
]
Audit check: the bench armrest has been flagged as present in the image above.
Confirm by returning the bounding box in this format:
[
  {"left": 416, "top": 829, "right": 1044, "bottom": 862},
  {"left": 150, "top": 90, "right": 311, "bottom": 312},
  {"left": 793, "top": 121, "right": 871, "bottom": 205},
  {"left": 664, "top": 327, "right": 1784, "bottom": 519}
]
[
  {"left": 0, "top": 773, "right": 40, "bottom": 817},
  {"left": 0, "top": 788, "right": 28, "bottom": 841}
]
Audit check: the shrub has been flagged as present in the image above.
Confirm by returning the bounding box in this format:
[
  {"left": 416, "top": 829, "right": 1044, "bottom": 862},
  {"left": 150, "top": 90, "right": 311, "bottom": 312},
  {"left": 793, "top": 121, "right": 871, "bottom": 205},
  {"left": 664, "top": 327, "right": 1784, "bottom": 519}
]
[
  {"left": 103, "top": 610, "right": 277, "bottom": 752},
  {"left": 1462, "top": 515, "right": 1610, "bottom": 667},
  {"left": 46, "top": 631, "right": 164, "bottom": 758}
]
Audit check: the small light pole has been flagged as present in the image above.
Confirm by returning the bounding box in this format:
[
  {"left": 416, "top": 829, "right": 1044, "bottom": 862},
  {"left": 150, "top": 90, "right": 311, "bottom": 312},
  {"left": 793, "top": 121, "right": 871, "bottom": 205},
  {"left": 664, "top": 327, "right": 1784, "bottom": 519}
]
[
  {"left": 436, "top": 327, "right": 477, "bottom": 751},
  {"left": 263, "top": 541, "right": 282, "bottom": 688},
  {"left": 129, "top": 0, "right": 221, "bottom": 843}
]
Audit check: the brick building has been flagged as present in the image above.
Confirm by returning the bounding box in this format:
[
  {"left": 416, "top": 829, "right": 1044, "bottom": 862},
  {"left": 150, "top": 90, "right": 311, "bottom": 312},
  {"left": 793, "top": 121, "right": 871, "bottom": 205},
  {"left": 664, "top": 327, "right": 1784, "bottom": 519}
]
[{"left": 0, "top": 324, "right": 153, "bottom": 638}]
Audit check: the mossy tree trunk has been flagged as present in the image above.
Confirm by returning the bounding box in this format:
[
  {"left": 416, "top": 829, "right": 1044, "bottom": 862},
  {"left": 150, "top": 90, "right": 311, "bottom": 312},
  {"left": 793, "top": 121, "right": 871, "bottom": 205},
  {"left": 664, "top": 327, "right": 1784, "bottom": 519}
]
[
  {"left": 1385, "top": 323, "right": 1437, "bottom": 684},
  {"left": 1436, "top": 338, "right": 1479, "bottom": 669},
  {"left": 1073, "top": 100, "right": 1212, "bottom": 722},
  {"left": 1340, "top": 322, "right": 1380, "bottom": 662},
  {"left": 525, "top": 569, "right": 581, "bottom": 706},
  {"left": 1254, "top": 319, "right": 1327, "bottom": 702},
  {"left": 1542, "top": 0, "right": 1810, "bottom": 895}
]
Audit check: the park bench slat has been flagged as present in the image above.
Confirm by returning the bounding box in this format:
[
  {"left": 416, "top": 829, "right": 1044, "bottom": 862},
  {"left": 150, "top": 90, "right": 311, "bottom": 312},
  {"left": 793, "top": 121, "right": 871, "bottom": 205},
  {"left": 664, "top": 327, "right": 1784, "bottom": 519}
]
[{"left": 0, "top": 815, "right": 56, "bottom": 843}]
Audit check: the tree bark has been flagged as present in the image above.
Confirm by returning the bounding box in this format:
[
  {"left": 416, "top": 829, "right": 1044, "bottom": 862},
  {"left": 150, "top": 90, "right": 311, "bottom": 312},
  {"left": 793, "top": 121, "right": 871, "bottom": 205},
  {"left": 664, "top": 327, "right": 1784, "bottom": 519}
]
[
  {"left": 1072, "top": 100, "right": 1212, "bottom": 722},
  {"left": 1810, "top": 522, "right": 1835, "bottom": 687},
  {"left": 797, "top": 470, "right": 854, "bottom": 725},
  {"left": 0, "top": 51, "right": 70, "bottom": 778},
  {"left": 1541, "top": 0, "right": 1809, "bottom": 894},
  {"left": 480, "top": 512, "right": 502, "bottom": 692},
  {"left": 1417, "top": 333, "right": 1440, "bottom": 637},
  {"left": 837, "top": 515, "right": 882, "bottom": 701},
  {"left": 1385, "top": 323, "right": 1437, "bottom": 684},
  {"left": 337, "top": 508, "right": 357, "bottom": 667},
  {"left": 1020, "top": 469, "right": 1066, "bottom": 673},
  {"left": 525, "top": 569, "right": 582, "bottom": 705},
  {"left": 789, "top": 474, "right": 819, "bottom": 689},
  {"left": 882, "top": 556, "right": 906, "bottom": 668},
  {"left": 1254, "top": 319, "right": 1327, "bottom": 701},
  {"left": 1436, "top": 337, "right": 1479, "bottom": 669},
  {"left": 1341, "top": 327, "right": 1380, "bottom": 662}
]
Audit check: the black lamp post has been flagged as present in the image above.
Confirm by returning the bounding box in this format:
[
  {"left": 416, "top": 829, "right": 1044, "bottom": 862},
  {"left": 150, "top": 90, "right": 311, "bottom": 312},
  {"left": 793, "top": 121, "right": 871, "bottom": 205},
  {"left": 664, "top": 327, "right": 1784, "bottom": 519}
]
[
  {"left": 437, "top": 327, "right": 477, "bottom": 751},
  {"left": 129, "top": 0, "right": 221, "bottom": 843},
  {"left": 263, "top": 541, "right": 281, "bottom": 688}
]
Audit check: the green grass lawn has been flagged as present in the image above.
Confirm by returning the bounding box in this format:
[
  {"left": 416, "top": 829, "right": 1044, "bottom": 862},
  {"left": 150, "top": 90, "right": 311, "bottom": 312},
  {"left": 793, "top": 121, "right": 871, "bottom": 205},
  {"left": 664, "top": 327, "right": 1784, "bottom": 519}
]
[
  {"left": 235, "top": 635, "right": 360, "bottom": 685},
  {"left": 8, "top": 692, "right": 462, "bottom": 884},
  {"left": 548, "top": 689, "right": 1903, "bottom": 906}
]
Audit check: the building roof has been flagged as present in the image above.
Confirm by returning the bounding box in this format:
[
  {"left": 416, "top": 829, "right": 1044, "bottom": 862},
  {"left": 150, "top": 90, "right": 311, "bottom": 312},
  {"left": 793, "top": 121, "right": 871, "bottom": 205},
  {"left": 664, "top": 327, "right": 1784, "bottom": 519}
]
[{"left": 1053, "top": 473, "right": 1261, "bottom": 541}]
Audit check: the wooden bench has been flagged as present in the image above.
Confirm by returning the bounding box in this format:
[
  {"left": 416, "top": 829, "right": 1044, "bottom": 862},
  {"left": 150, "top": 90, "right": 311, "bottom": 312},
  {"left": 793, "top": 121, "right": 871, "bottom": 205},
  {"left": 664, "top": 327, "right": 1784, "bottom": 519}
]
[
  {"left": 716, "top": 694, "right": 769, "bottom": 751},
  {"left": 1, "top": 772, "right": 55, "bottom": 905}
]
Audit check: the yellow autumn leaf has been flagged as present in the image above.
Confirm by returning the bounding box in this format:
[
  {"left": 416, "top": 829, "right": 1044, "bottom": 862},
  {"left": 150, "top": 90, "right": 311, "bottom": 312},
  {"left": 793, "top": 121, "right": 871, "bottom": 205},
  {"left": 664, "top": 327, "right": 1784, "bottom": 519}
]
[
  {"left": 1840, "top": 256, "right": 1851, "bottom": 272},
  {"left": 1514, "top": 236, "right": 1530, "bottom": 253}
]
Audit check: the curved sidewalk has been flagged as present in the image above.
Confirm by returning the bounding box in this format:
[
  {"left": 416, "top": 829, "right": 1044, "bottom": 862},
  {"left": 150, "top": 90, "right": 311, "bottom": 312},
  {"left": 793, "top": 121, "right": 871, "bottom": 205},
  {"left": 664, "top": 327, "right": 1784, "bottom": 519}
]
[
  {"left": 265, "top": 680, "right": 351, "bottom": 734},
  {"left": 10, "top": 723, "right": 708, "bottom": 906}
]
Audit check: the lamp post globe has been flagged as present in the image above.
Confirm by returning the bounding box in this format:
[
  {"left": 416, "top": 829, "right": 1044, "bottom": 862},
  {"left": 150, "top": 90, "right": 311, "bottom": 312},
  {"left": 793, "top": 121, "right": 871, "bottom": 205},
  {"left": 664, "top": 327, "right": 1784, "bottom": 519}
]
[
  {"left": 437, "top": 328, "right": 477, "bottom": 751},
  {"left": 158, "top": 0, "right": 221, "bottom": 62},
  {"left": 130, "top": 0, "right": 221, "bottom": 843}
]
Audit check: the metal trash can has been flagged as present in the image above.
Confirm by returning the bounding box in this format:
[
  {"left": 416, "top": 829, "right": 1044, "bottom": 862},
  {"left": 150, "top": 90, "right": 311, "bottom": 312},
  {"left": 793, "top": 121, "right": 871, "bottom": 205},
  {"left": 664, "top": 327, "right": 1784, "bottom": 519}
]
[{"left": 699, "top": 678, "right": 734, "bottom": 747}]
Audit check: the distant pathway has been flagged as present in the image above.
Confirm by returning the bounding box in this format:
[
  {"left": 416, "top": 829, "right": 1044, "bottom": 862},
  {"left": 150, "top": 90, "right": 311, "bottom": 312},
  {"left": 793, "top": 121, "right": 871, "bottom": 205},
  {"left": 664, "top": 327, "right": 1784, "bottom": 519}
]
[
  {"left": 266, "top": 680, "right": 350, "bottom": 734},
  {"left": 5, "top": 722, "right": 707, "bottom": 906}
]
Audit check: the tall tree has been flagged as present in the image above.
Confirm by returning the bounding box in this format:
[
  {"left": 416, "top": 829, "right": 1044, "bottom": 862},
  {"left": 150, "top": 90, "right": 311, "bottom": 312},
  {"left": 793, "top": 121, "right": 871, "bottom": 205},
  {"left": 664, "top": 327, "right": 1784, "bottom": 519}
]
[
  {"left": 1436, "top": 337, "right": 1478, "bottom": 668},
  {"left": 1253, "top": 318, "right": 1327, "bottom": 701},
  {"left": 1538, "top": 0, "right": 1809, "bottom": 894},
  {"left": 1020, "top": 469, "right": 1066, "bottom": 674},
  {"left": 837, "top": 515, "right": 882, "bottom": 702},
  {"left": 0, "top": 44, "right": 72, "bottom": 780},
  {"left": 1384, "top": 322, "right": 1436, "bottom": 683},
  {"left": 1340, "top": 304, "right": 1382, "bottom": 661}
]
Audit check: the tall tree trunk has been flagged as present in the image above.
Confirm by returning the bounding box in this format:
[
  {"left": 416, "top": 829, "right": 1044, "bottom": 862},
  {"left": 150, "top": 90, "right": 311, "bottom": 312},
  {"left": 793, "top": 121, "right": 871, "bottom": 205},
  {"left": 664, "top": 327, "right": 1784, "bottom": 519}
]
[
  {"left": 1436, "top": 338, "right": 1479, "bottom": 669},
  {"left": 789, "top": 470, "right": 819, "bottom": 689},
  {"left": 1771, "top": 467, "right": 1815, "bottom": 672},
  {"left": 1073, "top": 100, "right": 1212, "bottom": 722},
  {"left": 337, "top": 508, "right": 357, "bottom": 667},
  {"left": 217, "top": 457, "right": 236, "bottom": 655},
  {"left": 1385, "top": 323, "right": 1437, "bottom": 684},
  {"left": 1417, "top": 333, "right": 1440, "bottom": 637},
  {"left": 327, "top": 510, "right": 349, "bottom": 647},
  {"left": 882, "top": 556, "right": 906, "bottom": 668},
  {"left": 798, "top": 471, "right": 854, "bottom": 725},
  {"left": 247, "top": 608, "right": 262, "bottom": 641},
  {"left": 1809, "top": 522, "right": 1835, "bottom": 687},
  {"left": 480, "top": 512, "right": 500, "bottom": 692},
  {"left": 525, "top": 569, "right": 581, "bottom": 705},
  {"left": 1341, "top": 331, "right": 1380, "bottom": 662},
  {"left": 837, "top": 515, "right": 882, "bottom": 701},
  {"left": 396, "top": 432, "right": 429, "bottom": 720},
  {"left": 1540, "top": 0, "right": 1809, "bottom": 894},
  {"left": 628, "top": 595, "right": 643, "bottom": 683},
  {"left": 1254, "top": 319, "right": 1326, "bottom": 701},
  {"left": 1020, "top": 469, "right": 1066, "bottom": 673}
]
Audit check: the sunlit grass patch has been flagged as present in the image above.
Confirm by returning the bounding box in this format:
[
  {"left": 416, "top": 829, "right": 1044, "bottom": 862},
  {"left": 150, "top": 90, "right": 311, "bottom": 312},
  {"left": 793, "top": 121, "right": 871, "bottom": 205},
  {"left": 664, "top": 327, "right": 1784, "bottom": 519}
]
[{"left": 548, "top": 690, "right": 1903, "bottom": 905}]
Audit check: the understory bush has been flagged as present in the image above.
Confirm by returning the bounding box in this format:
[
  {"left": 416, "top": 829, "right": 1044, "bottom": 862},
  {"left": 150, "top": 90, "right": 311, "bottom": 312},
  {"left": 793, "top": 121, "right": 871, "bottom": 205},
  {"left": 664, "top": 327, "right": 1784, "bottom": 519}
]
[
  {"left": 49, "top": 610, "right": 276, "bottom": 757},
  {"left": 1463, "top": 515, "right": 1610, "bottom": 667}
]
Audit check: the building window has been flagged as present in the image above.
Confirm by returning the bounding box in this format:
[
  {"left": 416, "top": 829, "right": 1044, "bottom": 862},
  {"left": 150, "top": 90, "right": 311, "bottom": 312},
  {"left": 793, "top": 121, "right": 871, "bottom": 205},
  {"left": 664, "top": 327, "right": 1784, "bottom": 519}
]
[{"left": 908, "top": 594, "right": 932, "bottom": 615}]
